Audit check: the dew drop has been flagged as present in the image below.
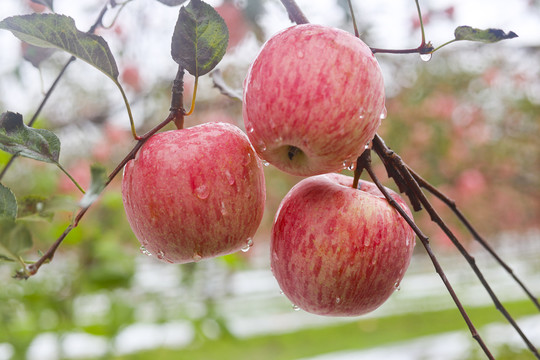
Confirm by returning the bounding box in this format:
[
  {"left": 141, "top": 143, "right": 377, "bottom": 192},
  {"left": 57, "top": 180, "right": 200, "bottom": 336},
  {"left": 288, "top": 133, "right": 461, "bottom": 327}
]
[
  {"left": 241, "top": 237, "right": 254, "bottom": 252},
  {"left": 335, "top": 297, "right": 341, "bottom": 304},
  {"left": 224, "top": 170, "right": 235, "bottom": 186},
  {"left": 292, "top": 304, "right": 300, "bottom": 311},
  {"left": 246, "top": 124, "right": 254, "bottom": 133},
  {"left": 380, "top": 106, "right": 388, "bottom": 120},
  {"left": 192, "top": 253, "right": 202, "bottom": 262},
  {"left": 140, "top": 245, "right": 152, "bottom": 256},
  {"left": 394, "top": 281, "right": 401, "bottom": 291},
  {"left": 220, "top": 202, "right": 228, "bottom": 216},
  {"left": 297, "top": 50, "right": 304, "bottom": 58},
  {"left": 420, "top": 53, "right": 432, "bottom": 62},
  {"left": 157, "top": 250, "right": 165, "bottom": 260},
  {"left": 259, "top": 142, "right": 267, "bottom": 152},
  {"left": 279, "top": 290, "right": 284, "bottom": 295},
  {"left": 194, "top": 184, "right": 210, "bottom": 199},
  {"left": 262, "top": 160, "right": 270, "bottom": 167}
]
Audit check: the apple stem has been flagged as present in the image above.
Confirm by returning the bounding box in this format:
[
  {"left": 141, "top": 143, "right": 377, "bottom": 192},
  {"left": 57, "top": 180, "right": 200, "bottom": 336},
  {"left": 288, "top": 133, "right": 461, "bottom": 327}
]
[
  {"left": 352, "top": 148, "right": 371, "bottom": 189},
  {"left": 184, "top": 76, "right": 199, "bottom": 117},
  {"left": 371, "top": 134, "right": 540, "bottom": 359}
]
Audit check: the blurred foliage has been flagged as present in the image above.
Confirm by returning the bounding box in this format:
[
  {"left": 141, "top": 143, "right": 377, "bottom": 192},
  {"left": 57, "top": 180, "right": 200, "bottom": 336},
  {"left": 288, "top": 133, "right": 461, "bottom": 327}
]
[{"left": 0, "top": 0, "right": 539, "bottom": 359}]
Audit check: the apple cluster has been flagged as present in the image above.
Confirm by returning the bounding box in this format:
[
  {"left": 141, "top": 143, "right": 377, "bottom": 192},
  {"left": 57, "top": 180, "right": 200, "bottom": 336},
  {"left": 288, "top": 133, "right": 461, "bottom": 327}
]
[{"left": 121, "top": 23, "right": 415, "bottom": 317}]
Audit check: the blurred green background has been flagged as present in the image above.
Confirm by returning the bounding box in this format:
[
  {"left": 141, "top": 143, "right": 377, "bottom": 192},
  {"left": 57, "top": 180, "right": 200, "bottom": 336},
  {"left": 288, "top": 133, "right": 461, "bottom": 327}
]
[{"left": 0, "top": 0, "right": 539, "bottom": 359}]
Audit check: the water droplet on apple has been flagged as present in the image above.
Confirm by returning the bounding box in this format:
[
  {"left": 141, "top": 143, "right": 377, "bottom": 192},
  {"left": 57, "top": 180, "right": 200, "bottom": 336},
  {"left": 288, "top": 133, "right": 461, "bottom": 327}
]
[
  {"left": 274, "top": 136, "right": 283, "bottom": 144},
  {"left": 262, "top": 160, "right": 270, "bottom": 167},
  {"left": 420, "top": 53, "right": 432, "bottom": 62},
  {"left": 246, "top": 124, "right": 254, "bottom": 133},
  {"left": 192, "top": 253, "right": 203, "bottom": 262},
  {"left": 394, "top": 280, "right": 401, "bottom": 291},
  {"left": 279, "top": 290, "right": 284, "bottom": 295},
  {"left": 157, "top": 250, "right": 165, "bottom": 260},
  {"left": 139, "top": 245, "right": 152, "bottom": 256},
  {"left": 292, "top": 304, "right": 300, "bottom": 311},
  {"left": 241, "top": 237, "right": 254, "bottom": 252},
  {"left": 224, "top": 170, "right": 235, "bottom": 186},
  {"left": 380, "top": 106, "right": 388, "bottom": 120},
  {"left": 259, "top": 142, "right": 267, "bottom": 152},
  {"left": 405, "top": 238, "right": 410, "bottom": 246},
  {"left": 297, "top": 50, "right": 304, "bottom": 58},
  {"left": 335, "top": 297, "right": 341, "bottom": 304},
  {"left": 194, "top": 184, "right": 210, "bottom": 199},
  {"left": 220, "top": 202, "right": 228, "bottom": 216},
  {"left": 364, "top": 238, "right": 371, "bottom": 247}
]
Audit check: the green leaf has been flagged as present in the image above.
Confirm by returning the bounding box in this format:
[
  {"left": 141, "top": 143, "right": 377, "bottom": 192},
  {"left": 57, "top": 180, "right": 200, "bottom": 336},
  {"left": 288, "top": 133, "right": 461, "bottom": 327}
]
[
  {"left": 0, "top": 183, "right": 17, "bottom": 220},
  {"left": 156, "top": 0, "right": 189, "bottom": 6},
  {"left": 0, "top": 112, "right": 61, "bottom": 164},
  {"left": 0, "top": 13, "right": 119, "bottom": 80},
  {"left": 79, "top": 164, "right": 107, "bottom": 209},
  {"left": 30, "top": 0, "right": 54, "bottom": 11},
  {"left": 171, "top": 0, "right": 229, "bottom": 77},
  {"left": 0, "top": 218, "right": 33, "bottom": 260},
  {"left": 454, "top": 26, "right": 518, "bottom": 43}
]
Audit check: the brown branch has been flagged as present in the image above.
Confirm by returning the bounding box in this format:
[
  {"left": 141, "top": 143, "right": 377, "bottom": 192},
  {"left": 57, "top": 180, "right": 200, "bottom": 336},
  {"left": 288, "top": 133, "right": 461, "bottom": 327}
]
[
  {"left": 355, "top": 149, "right": 494, "bottom": 360},
  {"left": 408, "top": 166, "right": 540, "bottom": 311},
  {"left": 372, "top": 134, "right": 540, "bottom": 359},
  {"left": 280, "top": 0, "right": 309, "bottom": 25}
]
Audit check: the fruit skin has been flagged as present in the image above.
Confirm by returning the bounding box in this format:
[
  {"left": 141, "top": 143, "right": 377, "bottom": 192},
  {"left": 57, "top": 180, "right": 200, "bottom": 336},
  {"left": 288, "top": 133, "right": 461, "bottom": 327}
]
[
  {"left": 122, "top": 122, "right": 266, "bottom": 264},
  {"left": 243, "top": 24, "right": 385, "bottom": 176},
  {"left": 271, "top": 173, "right": 415, "bottom": 316}
]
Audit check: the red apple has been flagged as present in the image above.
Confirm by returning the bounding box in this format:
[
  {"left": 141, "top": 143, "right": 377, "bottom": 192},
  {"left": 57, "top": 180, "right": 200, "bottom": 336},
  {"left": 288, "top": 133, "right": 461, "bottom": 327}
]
[
  {"left": 271, "top": 173, "right": 415, "bottom": 316},
  {"left": 122, "top": 122, "right": 266, "bottom": 263},
  {"left": 243, "top": 24, "right": 386, "bottom": 176}
]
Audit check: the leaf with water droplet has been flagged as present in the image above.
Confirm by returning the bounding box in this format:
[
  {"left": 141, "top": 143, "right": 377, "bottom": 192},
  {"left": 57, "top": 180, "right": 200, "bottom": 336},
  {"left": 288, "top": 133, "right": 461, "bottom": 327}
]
[
  {"left": 79, "top": 164, "right": 107, "bottom": 209},
  {"left": 0, "top": 111, "right": 61, "bottom": 164},
  {"left": 0, "top": 14, "right": 119, "bottom": 81},
  {"left": 454, "top": 26, "right": 518, "bottom": 43},
  {"left": 0, "top": 183, "right": 17, "bottom": 220},
  {"left": 171, "top": 0, "right": 229, "bottom": 77}
]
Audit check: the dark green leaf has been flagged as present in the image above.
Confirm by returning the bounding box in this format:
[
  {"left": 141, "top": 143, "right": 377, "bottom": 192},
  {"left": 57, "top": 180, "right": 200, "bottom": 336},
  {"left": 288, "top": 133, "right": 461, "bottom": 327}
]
[
  {"left": 0, "top": 183, "right": 17, "bottom": 220},
  {"left": 79, "top": 164, "right": 107, "bottom": 208},
  {"left": 454, "top": 26, "right": 518, "bottom": 43},
  {"left": 30, "top": 0, "right": 54, "bottom": 11},
  {"left": 0, "top": 218, "right": 33, "bottom": 259},
  {"left": 0, "top": 112, "right": 61, "bottom": 164},
  {"left": 156, "top": 0, "right": 189, "bottom": 6},
  {"left": 171, "top": 0, "right": 229, "bottom": 76},
  {"left": 0, "top": 13, "right": 119, "bottom": 80}
]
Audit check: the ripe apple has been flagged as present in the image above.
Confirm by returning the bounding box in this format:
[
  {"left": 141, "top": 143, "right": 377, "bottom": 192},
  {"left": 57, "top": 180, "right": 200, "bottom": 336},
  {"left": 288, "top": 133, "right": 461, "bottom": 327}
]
[
  {"left": 243, "top": 24, "right": 386, "bottom": 176},
  {"left": 271, "top": 173, "right": 415, "bottom": 316},
  {"left": 122, "top": 122, "right": 266, "bottom": 264}
]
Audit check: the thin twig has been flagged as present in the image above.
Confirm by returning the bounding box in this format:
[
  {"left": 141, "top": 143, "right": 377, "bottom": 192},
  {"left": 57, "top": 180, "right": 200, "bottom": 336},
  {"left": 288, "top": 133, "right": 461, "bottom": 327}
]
[
  {"left": 408, "top": 166, "right": 540, "bottom": 311},
  {"left": 372, "top": 134, "right": 540, "bottom": 359},
  {"left": 355, "top": 149, "right": 495, "bottom": 359}
]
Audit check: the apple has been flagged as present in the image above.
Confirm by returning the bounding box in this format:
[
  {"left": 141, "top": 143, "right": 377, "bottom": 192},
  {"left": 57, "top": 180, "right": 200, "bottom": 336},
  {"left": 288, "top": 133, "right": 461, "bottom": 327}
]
[
  {"left": 122, "top": 122, "right": 266, "bottom": 264},
  {"left": 271, "top": 173, "right": 415, "bottom": 316},
  {"left": 243, "top": 24, "right": 386, "bottom": 176}
]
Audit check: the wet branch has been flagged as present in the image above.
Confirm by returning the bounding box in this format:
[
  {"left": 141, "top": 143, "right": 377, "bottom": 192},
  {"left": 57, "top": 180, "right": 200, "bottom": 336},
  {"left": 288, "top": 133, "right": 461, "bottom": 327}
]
[{"left": 371, "top": 134, "right": 540, "bottom": 359}]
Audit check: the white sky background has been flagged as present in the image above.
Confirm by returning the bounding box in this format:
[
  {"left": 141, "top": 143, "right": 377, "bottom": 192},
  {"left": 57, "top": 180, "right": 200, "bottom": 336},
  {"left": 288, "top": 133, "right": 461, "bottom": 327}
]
[{"left": 0, "top": 0, "right": 538, "bottom": 124}]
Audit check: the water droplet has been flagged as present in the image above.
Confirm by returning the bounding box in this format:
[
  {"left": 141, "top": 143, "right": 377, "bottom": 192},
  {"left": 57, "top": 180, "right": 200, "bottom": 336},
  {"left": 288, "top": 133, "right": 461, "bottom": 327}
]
[
  {"left": 406, "top": 238, "right": 410, "bottom": 246},
  {"left": 241, "top": 237, "right": 254, "bottom": 252},
  {"left": 192, "top": 253, "right": 202, "bottom": 262},
  {"left": 224, "top": 170, "right": 235, "bottom": 186},
  {"left": 297, "top": 50, "right": 304, "bottom": 58},
  {"left": 194, "top": 184, "right": 209, "bottom": 199},
  {"left": 246, "top": 124, "right": 254, "bottom": 133},
  {"left": 274, "top": 136, "right": 283, "bottom": 144},
  {"left": 335, "top": 297, "right": 341, "bottom": 304},
  {"left": 279, "top": 290, "right": 284, "bottom": 295},
  {"left": 292, "top": 304, "right": 300, "bottom": 311},
  {"left": 140, "top": 245, "right": 152, "bottom": 256},
  {"left": 394, "top": 281, "right": 401, "bottom": 291},
  {"left": 380, "top": 106, "right": 388, "bottom": 120},
  {"left": 262, "top": 160, "right": 270, "bottom": 167},
  {"left": 420, "top": 53, "right": 432, "bottom": 62},
  {"left": 259, "top": 142, "right": 267, "bottom": 152},
  {"left": 220, "top": 202, "right": 228, "bottom": 216},
  {"left": 157, "top": 250, "right": 165, "bottom": 260}
]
